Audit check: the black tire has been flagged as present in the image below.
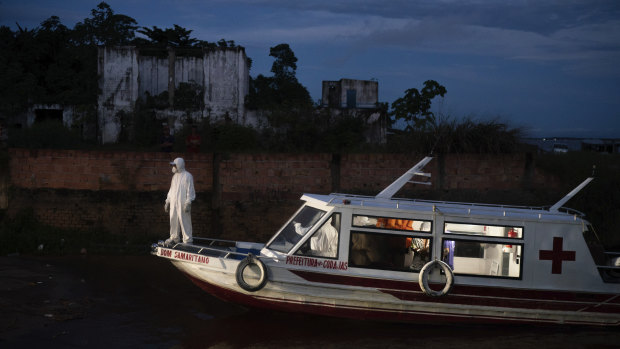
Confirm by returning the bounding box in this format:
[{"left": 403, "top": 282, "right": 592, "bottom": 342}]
[{"left": 235, "top": 253, "right": 268, "bottom": 292}]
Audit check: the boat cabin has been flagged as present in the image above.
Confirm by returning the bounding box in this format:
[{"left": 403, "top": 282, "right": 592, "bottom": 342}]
[{"left": 262, "top": 181, "right": 619, "bottom": 294}]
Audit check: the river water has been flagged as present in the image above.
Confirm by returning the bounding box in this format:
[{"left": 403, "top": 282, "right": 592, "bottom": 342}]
[{"left": 1, "top": 254, "right": 618, "bottom": 349}]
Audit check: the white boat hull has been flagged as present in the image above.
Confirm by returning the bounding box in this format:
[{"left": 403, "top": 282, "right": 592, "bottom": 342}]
[{"left": 156, "top": 246, "right": 620, "bottom": 326}]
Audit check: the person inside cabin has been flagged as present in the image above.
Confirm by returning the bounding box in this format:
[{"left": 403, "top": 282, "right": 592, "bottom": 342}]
[
  {"left": 164, "top": 158, "right": 195, "bottom": 246},
  {"left": 310, "top": 217, "right": 338, "bottom": 258},
  {"left": 377, "top": 218, "right": 414, "bottom": 230},
  {"left": 349, "top": 232, "right": 388, "bottom": 268},
  {"left": 442, "top": 240, "right": 455, "bottom": 270},
  {"left": 410, "top": 238, "right": 430, "bottom": 270}
]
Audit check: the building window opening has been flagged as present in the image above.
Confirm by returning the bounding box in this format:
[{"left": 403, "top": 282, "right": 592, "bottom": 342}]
[
  {"left": 35, "top": 109, "right": 63, "bottom": 123},
  {"left": 346, "top": 89, "right": 356, "bottom": 108}
]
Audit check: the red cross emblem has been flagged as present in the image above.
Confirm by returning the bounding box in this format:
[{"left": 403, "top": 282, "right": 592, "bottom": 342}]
[{"left": 539, "top": 237, "right": 576, "bottom": 274}]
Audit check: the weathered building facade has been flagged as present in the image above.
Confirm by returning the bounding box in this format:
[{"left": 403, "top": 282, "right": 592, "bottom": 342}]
[
  {"left": 321, "top": 79, "right": 387, "bottom": 144},
  {"left": 97, "top": 46, "right": 249, "bottom": 143},
  {"left": 322, "top": 79, "right": 379, "bottom": 109}
]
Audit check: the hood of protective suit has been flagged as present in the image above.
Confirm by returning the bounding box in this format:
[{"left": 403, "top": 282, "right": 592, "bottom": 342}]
[{"left": 170, "top": 158, "right": 186, "bottom": 172}]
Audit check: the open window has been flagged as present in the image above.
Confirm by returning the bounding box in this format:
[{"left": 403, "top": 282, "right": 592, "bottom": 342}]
[
  {"left": 349, "top": 231, "right": 432, "bottom": 272},
  {"left": 295, "top": 213, "right": 341, "bottom": 259},
  {"left": 267, "top": 206, "right": 326, "bottom": 254},
  {"left": 445, "top": 222, "right": 522, "bottom": 239},
  {"left": 442, "top": 239, "right": 522, "bottom": 279},
  {"left": 352, "top": 215, "right": 431, "bottom": 232}
]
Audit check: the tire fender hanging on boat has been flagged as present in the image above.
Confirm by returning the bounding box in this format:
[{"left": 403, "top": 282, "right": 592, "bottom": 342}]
[
  {"left": 236, "top": 253, "right": 268, "bottom": 292},
  {"left": 418, "top": 260, "right": 454, "bottom": 297}
]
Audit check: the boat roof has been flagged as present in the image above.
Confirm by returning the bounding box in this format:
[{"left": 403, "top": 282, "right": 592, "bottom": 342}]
[
  {"left": 301, "top": 193, "right": 586, "bottom": 223},
  {"left": 301, "top": 156, "right": 592, "bottom": 224}
]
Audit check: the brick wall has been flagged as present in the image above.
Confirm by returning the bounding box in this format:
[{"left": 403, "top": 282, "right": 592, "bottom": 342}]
[
  {"left": 5, "top": 149, "right": 559, "bottom": 242},
  {"left": 8, "top": 149, "right": 213, "bottom": 192}
]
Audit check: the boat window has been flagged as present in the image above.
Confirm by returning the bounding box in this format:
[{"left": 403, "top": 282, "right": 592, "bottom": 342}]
[
  {"left": 294, "top": 213, "right": 341, "bottom": 259},
  {"left": 267, "top": 206, "right": 326, "bottom": 254},
  {"left": 349, "top": 231, "right": 432, "bottom": 272},
  {"left": 445, "top": 222, "right": 522, "bottom": 239},
  {"left": 442, "top": 239, "right": 522, "bottom": 279},
  {"left": 352, "top": 215, "right": 432, "bottom": 232}
]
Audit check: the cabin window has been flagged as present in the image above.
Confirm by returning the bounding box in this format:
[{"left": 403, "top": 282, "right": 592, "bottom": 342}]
[
  {"left": 445, "top": 222, "right": 523, "bottom": 239},
  {"left": 349, "top": 231, "right": 432, "bottom": 272},
  {"left": 352, "top": 215, "right": 432, "bottom": 232},
  {"left": 267, "top": 206, "right": 326, "bottom": 254},
  {"left": 295, "top": 213, "right": 341, "bottom": 259},
  {"left": 442, "top": 239, "right": 522, "bottom": 279}
]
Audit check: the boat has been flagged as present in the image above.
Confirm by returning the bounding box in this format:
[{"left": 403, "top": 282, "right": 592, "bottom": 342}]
[{"left": 152, "top": 156, "right": 620, "bottom": 326}]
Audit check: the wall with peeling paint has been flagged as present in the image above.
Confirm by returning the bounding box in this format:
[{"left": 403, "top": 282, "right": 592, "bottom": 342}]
[{"left": 97, "top": 46, "right": 249, "bottom": 143}]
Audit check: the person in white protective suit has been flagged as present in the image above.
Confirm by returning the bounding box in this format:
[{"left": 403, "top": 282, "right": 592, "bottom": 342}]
[
  {"left": 294, "top": 218, "right": 338, "bottom": 258},
  {"left": 310, "top": 218, "right": 338, "bottom": 258},
  {"left": 164, "top": 158, "right": 195, "bottom": 245}
]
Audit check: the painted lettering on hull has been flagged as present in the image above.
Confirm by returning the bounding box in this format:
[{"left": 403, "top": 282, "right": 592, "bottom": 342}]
[
  {"left": 286, "top": 256, "right": 348, "bottom": 271},
  {"left": 159, "top": 248, "right": 210, "bottom": 265}
]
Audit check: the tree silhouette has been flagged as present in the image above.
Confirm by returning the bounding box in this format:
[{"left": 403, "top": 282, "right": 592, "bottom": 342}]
[{"left": 390, "top": 80, "right": 447, "bottom": 130}]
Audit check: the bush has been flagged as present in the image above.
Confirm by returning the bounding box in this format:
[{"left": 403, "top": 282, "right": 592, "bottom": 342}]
[
  {"left": 388, "top": 116, "right": 524, "bottom": 154},
  {"left": 7, "top": 120, "right": 87, "bottom": 149}
]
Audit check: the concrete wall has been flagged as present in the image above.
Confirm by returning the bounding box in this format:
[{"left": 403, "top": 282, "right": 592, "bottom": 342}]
[
  {"left": 97, "top": 46, "right": 140, "bottom": 144},
  {"left": 322, "top": 79, "right": 378, "bottom": 109},
  {"left": 204, "top": 48, "right": 249, "bottom": 123},
  {"left": 97, "top": 46, "right": 249, "bottom": 143}
]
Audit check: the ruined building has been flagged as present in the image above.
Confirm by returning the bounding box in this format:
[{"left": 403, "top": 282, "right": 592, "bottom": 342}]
[
  {"left": 321, "top": 79, "right": 387, "bottom": 144},
  {"left": 4, "top": 48, "right": 389, "bottom": 146},
  {"left": 97, "top": 46, "right": 249, "bottom": 143}
]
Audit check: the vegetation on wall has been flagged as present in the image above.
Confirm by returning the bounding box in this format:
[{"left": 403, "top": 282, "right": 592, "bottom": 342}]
[{"left": 7, "top": 120, "right": 88, "bottom": 149}]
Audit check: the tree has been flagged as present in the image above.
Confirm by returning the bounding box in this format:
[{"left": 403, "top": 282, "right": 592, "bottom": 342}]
[
  {"left": 270, "top": 43, "right": 297, "bottom": 81},
  {"left": 137, "top": 24, "right": 198, "bottom": 48},
  {"left": 0, "top": 25, "right": 40, "bottom": 115},
  {"left": 247, "top": 43, "right": 312, "bottom": 110},
  {"left": 73, "top": 2, "right": 138, "bottom": 46},
  {"left": 390, "top": 80, "right": 447, "bottom": 130}
]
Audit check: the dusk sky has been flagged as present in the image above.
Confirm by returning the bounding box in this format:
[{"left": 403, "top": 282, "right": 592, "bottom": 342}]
[{"left": 1, "top": 0, "right": 619, "bottom": 138}]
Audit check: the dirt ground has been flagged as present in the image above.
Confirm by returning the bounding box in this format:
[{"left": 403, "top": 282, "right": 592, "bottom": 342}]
[{"left": 1, "top": 254, "right": 619, "bottom": 349}]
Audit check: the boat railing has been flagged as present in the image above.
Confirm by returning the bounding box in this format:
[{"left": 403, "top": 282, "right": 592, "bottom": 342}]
[
  {"left": 327, "top": 193, "right": 586, "bottom": 219},
  {"left": 154, "top": 237, "right": 264, "bottom": 260}
]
